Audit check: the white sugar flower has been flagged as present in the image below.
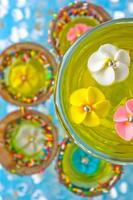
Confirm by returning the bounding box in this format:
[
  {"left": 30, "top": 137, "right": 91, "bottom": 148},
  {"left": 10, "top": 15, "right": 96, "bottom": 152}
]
[
  {"left": 14, "top": 124, "right": 45, "bottom": 156},
  {"left": 88, "top": 44, "right": 130, "bottom": 86}
]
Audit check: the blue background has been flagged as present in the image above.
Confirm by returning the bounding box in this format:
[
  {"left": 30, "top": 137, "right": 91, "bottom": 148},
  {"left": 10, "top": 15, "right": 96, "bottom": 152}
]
[{"left": 0, "top": 0, "right": 133, "bottom": 199}]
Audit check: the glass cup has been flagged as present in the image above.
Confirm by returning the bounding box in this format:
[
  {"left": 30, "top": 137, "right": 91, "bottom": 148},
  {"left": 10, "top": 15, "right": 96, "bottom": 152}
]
[{"left": 55, "top": 18, "right": 133, "bottom": 164}]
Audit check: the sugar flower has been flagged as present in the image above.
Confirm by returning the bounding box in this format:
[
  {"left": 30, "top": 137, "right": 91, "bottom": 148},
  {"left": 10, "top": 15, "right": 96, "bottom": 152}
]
[
  {"left": 67, "top": 23, "right": 92, "bottom": 44},
  {"left": 73, "top": 148, "right": 100, "bottom": 175},
  {"left": 69, "top": 86, "right": 110, "bottom": 127},
  {"left": 88, "top": 44, "right": 130, "bottom": 86},
  {"left": 8, "top": 62, "right": 45, "bottom": 97},
  {"left": 12, "top": 123, "right": 45, "bottom": 156},
  {"left": 114, "top": 99, "right": 133, "bottom": 141}
]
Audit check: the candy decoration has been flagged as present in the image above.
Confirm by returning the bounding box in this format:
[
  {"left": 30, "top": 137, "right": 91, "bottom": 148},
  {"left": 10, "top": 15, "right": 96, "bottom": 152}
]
[
  {"left": 69, "top": 87, "right": 110, "bottom": 126},
  {"left": 0, "top": 110, "right": 58, "bottom": 175},
  {"left": 67, "top": 23, "right": 92, "bottom": 44},
  {"left": 0, "top": 42, "right": 57, "bottom": 106},
  {"left": 56, "top": 138, "right": 122, "bottom": 197},
  {"left": 49, "top": 2, "right": 111, "bottom": 56},
  {"left": 88, "top": 44, "right": 130, "bottom": 86},
  {"left": 114, "top": 99, "right": 133, "bottom": 141}
]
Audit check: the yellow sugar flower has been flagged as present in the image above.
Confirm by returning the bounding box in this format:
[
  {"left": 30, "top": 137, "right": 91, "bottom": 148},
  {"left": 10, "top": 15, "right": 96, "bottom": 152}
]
[
  {"left": 8, "top": 61, "right": 45, "bottom": 98},
  {"left": 69, "top": 87, "right": 110, "bottom": 127}
]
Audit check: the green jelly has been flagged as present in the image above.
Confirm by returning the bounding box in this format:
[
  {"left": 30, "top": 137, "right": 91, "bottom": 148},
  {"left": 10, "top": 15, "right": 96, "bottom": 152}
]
[{"left": 56, "top": 18, "right": 133, "bottom": 164}]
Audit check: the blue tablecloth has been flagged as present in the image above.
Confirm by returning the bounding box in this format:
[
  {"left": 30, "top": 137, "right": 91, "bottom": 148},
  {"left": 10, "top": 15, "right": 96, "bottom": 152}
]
[{"left": 0, "top": 0, "right": 133, "bottom": 199}]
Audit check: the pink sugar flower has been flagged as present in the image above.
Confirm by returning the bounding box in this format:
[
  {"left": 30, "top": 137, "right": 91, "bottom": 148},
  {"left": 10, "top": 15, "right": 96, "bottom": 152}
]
[
  {"left": 114, "top": 99, "right": 133, "bottom": 141},
  {"left": 67, "top": 23, "right": 92, "bottom": 44}
]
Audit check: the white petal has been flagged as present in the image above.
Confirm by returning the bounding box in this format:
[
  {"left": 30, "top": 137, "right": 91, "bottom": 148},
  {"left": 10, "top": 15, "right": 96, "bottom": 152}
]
[
  {"left": 24, "top": 143, "right": 35, "bottom": 155},
  {"left": 99, "top": 44, "right": 118, "bottom": 58},
  {"left": 88, "top": 51, "right": 106, "bottom": 72},
  {"left": 15, "top": 126, "right": 34, "bottom": 146},
  {"left": 115, "top": 49, "right": 130, "bottom": 66},
  {"left": 36, "top": 134, "right": 45, "bottom": 143},
  {"left": 93, "top": 67, "right": 115, "bottom": 86},
  {"left": 16, "top": 137, "right": 27, "bottom": 148},
  {"left": 115, "top": 62, "right": 129, "bottom": 82},
  {"left": 35, "top": 141, "right": 44, "bottom": 152}
]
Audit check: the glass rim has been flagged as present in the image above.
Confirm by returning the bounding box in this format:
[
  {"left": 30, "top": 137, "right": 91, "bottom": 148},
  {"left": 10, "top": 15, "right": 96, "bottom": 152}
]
[{"left": 55, "top": 18, "right": 133, "bottom": 165}]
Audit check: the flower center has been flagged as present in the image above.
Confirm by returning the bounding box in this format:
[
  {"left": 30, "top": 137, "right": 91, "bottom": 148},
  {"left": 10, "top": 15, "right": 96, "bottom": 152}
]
[
  {"left": 83, "top": 105, "right": 91, "bottom": 113},
  {"left": 128, "top": 116, "right": 133, "bottom": 123},
  {"left": 108, "top": 60, "right": 117, "bottom": 69},
  {"left": 28, "top": 135, "right": 35, "bottom": 143},
  {"left": 81, "top": 157, "right": 89, "bottom": 165},
  {"left": 21, "top": 74, "right": 28, "bottom": 81}
]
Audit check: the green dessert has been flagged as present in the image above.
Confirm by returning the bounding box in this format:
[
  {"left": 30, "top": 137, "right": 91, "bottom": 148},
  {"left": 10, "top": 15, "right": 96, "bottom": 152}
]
[
  {"left": 49, "top": 2, "right": 111, "bottom": 56},
  {"left": 57, "top": 139, "right": 122, "bottom": 197},
  {"left": 55, "top": 18, "right": 133, "bottom": 163},
  {"left": 0, "top": 42, "right": 57, "bottom": 106},
  {"left": 0, "top": 110, "right": 58, "bottom": 175}
]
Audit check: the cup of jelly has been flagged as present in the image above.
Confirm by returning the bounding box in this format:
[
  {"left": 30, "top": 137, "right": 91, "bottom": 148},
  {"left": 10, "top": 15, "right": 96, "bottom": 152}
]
[{"left": 55, "top": 18, "right": 133, "bottom": 164}]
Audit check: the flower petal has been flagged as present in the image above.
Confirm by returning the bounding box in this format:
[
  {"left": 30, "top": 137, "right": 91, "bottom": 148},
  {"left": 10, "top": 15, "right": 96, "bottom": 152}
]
[
  {"left": 10, "top": 77, "right": 22, "bottom": 88},
  {"left": 15, "top": 136, "right": 28, "bottom": 148},
  {"left": 21, "top": 82, "right": 32, "bottom": 95},
  {"left": 24, "top": 143, "right": 35, "bottom": 155},
  {"left": 114, "top": 106, "right": 128, "bottom": 122},
  {"left": 87, "top": 163, "right": 98, "bottom": 175},
  {"left": 86, "top": 165, "right": 97, "bottom": 174},
  {"left": 115, "top": 122, "right": 133, "bottom": 141},
  {"left": 99, "top": 44, "right": 118, "bottom": 58},
  {"left": 115, "top": 49, "right": 130, "bottom": 66},
  {"left": 70, "top": 106, "right": 86, "bottom": 124},
  {"left": 125, "top": 124, "right": 133, "bottom": 141},
  {"left": 88, "top": 51, "right": 106, "bottom": 72},
  {"left": 80, "top": 165, "right": 86, "bottom": 174},
  {"left": 93, "top": 100, "right": 111, "bottom": 118},
  {"left": 88, "top": 87, "right": 105, "bottom": 105},
  {"left": 126, "top": 99, "right": 133, "bottom": 114},
  {"left": 115, "top": 122, "right": 127, "bottom": 140},
  {"left": 70, "top": 88, "right": 88, "bottom": 106},
  {"left": 83, "top": 111, "right": 100, "bottom": 127},
  {"left": 10, "top": 65, "right": 27, "bottom": 76},
  {"left": 35, "top": 141, "right": 44, "bottom": 152},
  {"left": 76, "top": 24, "right": 90, "bottom": 32},
  {"left": 115, "top": 62, "right": 129, "bottom": 82},
  {"left": 36, "top": 133, "right": 45, "bottom": 143},
  {"left": 67, "top": 28, "right": 76, "bottom": 42},
  {"left": 93, "top": 67, "right": 115, "bottom": 86}
]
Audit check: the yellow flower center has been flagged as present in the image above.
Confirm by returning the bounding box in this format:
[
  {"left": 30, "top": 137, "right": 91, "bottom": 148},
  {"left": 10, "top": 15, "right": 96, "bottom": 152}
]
[
  {"left": 28, "top": 135, "right": 35, "bottom": 143},
  {"left": 76, "top": 32, "right": 81, "bottom": 38}
]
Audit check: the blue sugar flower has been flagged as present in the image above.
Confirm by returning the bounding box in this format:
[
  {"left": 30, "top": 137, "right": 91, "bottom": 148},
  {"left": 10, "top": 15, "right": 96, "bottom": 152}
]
[{"left": 72, "top": 148, "right": 101, "bottom": 175}]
